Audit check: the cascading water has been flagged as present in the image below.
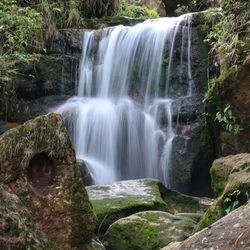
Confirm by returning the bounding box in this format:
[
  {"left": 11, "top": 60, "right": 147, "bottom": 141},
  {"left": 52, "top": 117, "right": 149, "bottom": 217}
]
[{"left": 58, "top": 14, "right": 194, "bottom": 187}]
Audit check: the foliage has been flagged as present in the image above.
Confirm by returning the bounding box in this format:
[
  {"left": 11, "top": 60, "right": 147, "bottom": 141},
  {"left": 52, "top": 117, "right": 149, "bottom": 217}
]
[
  {"left": 215, "top": 105, "right": 243, "bottom": 134},
  {"left": 117, "top": 0, "right": 159, "bottom": 19},
  {"left": 175, "top": 0, "right": 214, "bottom": 16},
  {"left": 206, "top": 0, "right": 250, "bottom": 70},
  {"left": 0, "top": 0, "right": 44, "bottom": 69},
  {"left": 224, "top": 189, "right": 241, "bottom": 214},
  {"left": 0, "top": 0, "right": 44, "bottom": 118}
]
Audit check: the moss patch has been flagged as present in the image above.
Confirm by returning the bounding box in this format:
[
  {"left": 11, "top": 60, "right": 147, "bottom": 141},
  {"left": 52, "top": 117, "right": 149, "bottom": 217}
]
[
  {"left": 210, "top": 161, "right": 232, "bottom": 196},
  {"left": 87, "top": 179, "right": 209, "bottom": 237},
  {"left": 104, "top": 211, "right": 198, "bottom": 250}
]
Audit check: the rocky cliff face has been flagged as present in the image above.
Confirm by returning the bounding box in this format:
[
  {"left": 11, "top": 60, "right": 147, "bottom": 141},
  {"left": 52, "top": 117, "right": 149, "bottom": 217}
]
[{"left": 219, "top": 59, "right": 250, "bottom": 155}]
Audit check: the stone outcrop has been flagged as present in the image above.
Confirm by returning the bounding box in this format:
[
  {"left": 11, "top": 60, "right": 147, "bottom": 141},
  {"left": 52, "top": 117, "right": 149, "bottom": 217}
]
[
  {"left": 0, "top": 113, "right": 96, "bottom": 249},
  {"left": 87, "top": 179, "right": 211, "bottom": 236},
  {"left": 162, "top": 201, "right": 250, "bottom": 250},
  {"left": 105, "top": 211, "right": 200, "bottom": 250},
  {"left": 219, "top": 59, "right": 250, "bottom": 155},
  {"left": 197, "top": 153, "right": 250, "bottom": 230},
  {"left": 170, "top": 122, "right": 213, "bottom": 195},
  {"left": 0, "top": 187, "right": 53, "bottom": 249}
]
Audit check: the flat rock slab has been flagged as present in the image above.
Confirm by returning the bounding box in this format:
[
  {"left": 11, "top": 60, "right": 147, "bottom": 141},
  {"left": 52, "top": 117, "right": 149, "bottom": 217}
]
[
  {"left": 87, "top": 179, "right": 210, "bottom": 235},
  {"left": 105, "top": 210, "right": 199, "bottom": 250},
  {"left": 163, "top": 201, "right": 250, "bottom": 250}
]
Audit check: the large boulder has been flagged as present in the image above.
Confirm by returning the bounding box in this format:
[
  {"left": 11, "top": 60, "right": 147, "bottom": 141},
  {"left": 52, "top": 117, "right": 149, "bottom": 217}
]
[
  {"left": 197, "top": 153, "right": 250, "bottom": 230},
  {"left": 87, "top": 179, "right": 211, "bottom": 236},
  {"left": 0, "top": 113, "right": 96, "bottom": 249},
  {"left": 162, "top": 201, "right": 250, "bottom": 250},
  {"left": 104, "top": 210, "right": 199, "bottom": 250},
  {"left": 0, "top": 187, "right": 53, "bottom": 249}
]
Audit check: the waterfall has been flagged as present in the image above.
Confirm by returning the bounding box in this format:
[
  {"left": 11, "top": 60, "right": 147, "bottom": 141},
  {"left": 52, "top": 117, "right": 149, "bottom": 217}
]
[{"left": 58, "top": 14, "right": 193, "bottom": 187}]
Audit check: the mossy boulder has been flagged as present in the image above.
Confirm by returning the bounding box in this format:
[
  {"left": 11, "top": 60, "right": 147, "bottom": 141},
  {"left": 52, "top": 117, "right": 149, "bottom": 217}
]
[
  {"left": 104, "top": 210, "right": 199, "bottom": 250},
  {"left": 87, "top": 179, "right": 211, "bottom": 236},
  {"left": 0, "top": 113, "right": 96, "bottom": 249},
  {"left": 0, "top": 187, "right": 53, "bottom": 249},
  {"left": 162, "top": 201, "right": 250, "bottom": 250},
  {"left": 197, "top": 153, "right": 250, "bottom": 230},
  {"left": 210, "top": 154, "right": 247, "bottom": 196}
]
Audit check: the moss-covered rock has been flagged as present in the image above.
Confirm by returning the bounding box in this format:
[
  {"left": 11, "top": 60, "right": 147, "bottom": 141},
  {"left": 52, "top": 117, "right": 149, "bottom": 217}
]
[
  {"left": 0, "top": 113, "right": 96, "bottom": 249},
  {"left": 104, "top": 210, "right": 199, "bottom": 250},
  {"left": 210, "top": 154, "right": 243, "bottom": 196},
  {"left": 0, "top": 187, "right": 53, "bottom": 249},
  {"left": 197, "top": 153, "right": 250, "bottom": 230},
  {"left": 87, "top": 179, "right": 211, "bottom": 236}
]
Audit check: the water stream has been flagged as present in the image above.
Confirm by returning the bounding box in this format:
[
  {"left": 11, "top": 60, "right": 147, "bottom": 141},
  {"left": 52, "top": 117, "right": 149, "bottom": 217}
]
[{"left": 58, "top": 14, "right": 194, "bottom": 187}]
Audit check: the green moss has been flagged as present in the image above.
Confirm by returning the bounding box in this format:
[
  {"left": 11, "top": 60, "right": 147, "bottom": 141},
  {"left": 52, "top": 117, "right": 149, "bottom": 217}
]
[
  {"left": 107, "top": 218, "right": 160, "bottom": 250},
  {"left": 195, "top": 201, "right": 225, "bottom": 231},
  {"left": 210, "top": 162, "right": 232, "bottom": 196},
  {"left": 68, "top": 165, "right": 96, "bottom": 247},
  {"left": 159, "top": 185, "right": 201, "bottom": 213},
  {"left": 105, "top": 211, "right": 198, "bottom": 250},
  {"left": 117, "top": 4, "right": 159, "bottom": 19}
]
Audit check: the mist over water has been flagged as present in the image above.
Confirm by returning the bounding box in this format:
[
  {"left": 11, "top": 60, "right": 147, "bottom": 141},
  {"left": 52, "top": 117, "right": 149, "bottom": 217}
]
[{"left": 58, "top": 14, "right": 193, "bottom": 187}]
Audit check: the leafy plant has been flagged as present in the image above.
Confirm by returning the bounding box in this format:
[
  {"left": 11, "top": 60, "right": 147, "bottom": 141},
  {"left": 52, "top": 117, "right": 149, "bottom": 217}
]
[
  {"left": 224, "top": 189, "right": 241, "bottom": 214},
  {"left": 206, "top": 0, "right": 249, "bottom": 70},
  {"left": 117, "top": 1, "right": 159, "bottom": 19},
  {"left": 215, "top": 105, "right": 243, "bottom": 134},
  {"left": 175, "top": 0, "right": 212, "bottom": 16},
  {"left": 0, "top": 0, "right": 44, "bottom": 119}
]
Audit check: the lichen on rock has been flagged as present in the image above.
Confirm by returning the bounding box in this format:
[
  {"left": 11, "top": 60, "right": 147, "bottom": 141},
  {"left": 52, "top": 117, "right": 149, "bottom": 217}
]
[{"left": 0, "top": 187, "right": 53, "bottom": 249}]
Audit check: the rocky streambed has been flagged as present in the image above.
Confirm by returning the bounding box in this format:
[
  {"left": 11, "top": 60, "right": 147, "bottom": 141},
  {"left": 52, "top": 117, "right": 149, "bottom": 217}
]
[{"left": 0, "top": 113, "right": 249, "bottom": 249}]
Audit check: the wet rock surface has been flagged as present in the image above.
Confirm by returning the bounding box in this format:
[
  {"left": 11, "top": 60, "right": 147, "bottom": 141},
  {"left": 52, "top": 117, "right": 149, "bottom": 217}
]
[
  {"left": 87, "top": 179, "right": 211, "bottom": 236},
  {"left": 170, "top": 121, "right": 214, "bottom": 195},
  {"left": 0, "top": 113, "right": 96, "bottom": 249},
  {"left": 7, "top": 95, "right": 70, "bottom": 123}
]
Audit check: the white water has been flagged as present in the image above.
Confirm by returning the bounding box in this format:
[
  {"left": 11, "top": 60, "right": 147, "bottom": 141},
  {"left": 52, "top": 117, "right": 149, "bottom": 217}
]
[{"left": 58, "top": 14, "right": 193, "bottom": 187}]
